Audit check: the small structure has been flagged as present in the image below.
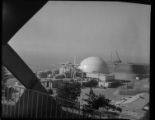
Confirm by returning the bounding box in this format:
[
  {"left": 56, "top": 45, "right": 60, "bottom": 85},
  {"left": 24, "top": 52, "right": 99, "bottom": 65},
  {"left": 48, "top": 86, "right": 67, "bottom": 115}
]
[
  {"left": 59, "top": 66, "right": 71, "bottom": 74},
  {"left": 37, "top": 70, "right": 53, "bottom": 79},
  {"left": 143, "top": 103, "right": 149, "bottom": 111},
  {"left": 86, "top": 73, "right": 114, "bottom": 88},
  {"left": 98, "top": 81, "right": 109, "bottom": 88}
]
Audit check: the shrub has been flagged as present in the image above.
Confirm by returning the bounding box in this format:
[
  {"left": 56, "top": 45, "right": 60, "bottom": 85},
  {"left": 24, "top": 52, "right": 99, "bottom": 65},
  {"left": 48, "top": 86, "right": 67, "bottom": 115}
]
[
  {"left": 83, "top": 88, "right": 122, "bottom": 114},
  {"left": 83, "top": 79, "right": 98, "bottom": 87},
  {"left": 56, "top": 82, "right": 81, "bottom": 107}
]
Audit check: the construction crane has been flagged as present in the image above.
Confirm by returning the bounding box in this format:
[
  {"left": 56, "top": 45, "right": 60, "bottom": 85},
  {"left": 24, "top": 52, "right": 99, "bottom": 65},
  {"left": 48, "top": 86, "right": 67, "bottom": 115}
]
[
  {"left": 114, "top": 50, "right": 122, "bottom": 65},
  {"left": 109, "top": 50, "right": 122, "bottom": 72}
]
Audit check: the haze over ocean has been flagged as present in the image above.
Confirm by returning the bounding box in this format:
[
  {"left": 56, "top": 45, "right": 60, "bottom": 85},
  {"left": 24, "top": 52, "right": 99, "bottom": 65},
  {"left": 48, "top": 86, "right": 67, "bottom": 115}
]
[{"left": 9, "top": 2, "right": 150, "bottom": 71}]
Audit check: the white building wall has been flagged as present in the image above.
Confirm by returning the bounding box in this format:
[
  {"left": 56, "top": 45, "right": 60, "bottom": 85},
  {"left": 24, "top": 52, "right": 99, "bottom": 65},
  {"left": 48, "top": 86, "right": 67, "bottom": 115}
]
[{"left": 98, "top": 81, "right": 109, "bottom": 88}]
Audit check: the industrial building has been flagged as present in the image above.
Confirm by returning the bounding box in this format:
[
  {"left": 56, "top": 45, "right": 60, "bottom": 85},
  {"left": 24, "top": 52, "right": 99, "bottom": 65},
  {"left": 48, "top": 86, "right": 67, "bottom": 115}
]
[
  {"left": 79, "top": 56, "right": 115, "bottom": 87},
  {"left": 79, "top": 56, "right": 109, "bottom": 74}
]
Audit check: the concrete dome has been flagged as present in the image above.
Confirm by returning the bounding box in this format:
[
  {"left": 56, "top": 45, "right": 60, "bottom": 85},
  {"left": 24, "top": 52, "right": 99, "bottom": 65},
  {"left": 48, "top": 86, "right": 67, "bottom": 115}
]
[{"left": 79, "top": 57, "right": 109, "bottom": 74}]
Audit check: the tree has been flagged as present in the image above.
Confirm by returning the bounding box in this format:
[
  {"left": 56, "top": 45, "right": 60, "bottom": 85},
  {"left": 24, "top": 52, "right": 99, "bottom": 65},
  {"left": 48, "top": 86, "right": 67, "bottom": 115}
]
[
  {"left": 82, "top": 88, "right": 98, "bottom": 113},
  {"left": 83, "top": 79, "right": 98, "bottom": 87},
  {"left": 5, "top": 87, "right": 19, "bottom": 101},
  {"left": 2, "top": 66, "right": 11, "bottom": 92},
  {"left": 1, "top": 66, "right": 24, "bottom": 102},
  {"left": 56, "top": 81, "right": 81, "bottom": 108},
  {"left": 83, "top": 88, "right": 122, "bottom": 114},
  {"left": 2, "top": 66, "right": 8, "bottom": 86}
]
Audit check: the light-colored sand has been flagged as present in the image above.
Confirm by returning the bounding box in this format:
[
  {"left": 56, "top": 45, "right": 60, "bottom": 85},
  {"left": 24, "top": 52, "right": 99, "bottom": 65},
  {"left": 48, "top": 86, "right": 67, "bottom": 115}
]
[{"left": 78, "top": 78, "right": 149, "bottom": 119}]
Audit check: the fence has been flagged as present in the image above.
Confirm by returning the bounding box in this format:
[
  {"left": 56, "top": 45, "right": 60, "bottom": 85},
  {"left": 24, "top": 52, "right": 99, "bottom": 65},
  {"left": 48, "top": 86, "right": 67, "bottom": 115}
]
[{"left": 1, "top": 86, "right": 112, "bottom": 119}]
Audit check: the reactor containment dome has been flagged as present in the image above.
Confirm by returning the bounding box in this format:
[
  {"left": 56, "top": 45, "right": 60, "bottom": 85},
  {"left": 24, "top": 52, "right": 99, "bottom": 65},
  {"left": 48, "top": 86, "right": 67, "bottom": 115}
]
[{"left": 79, "top": 56, "right": 109, "bottom": 74}]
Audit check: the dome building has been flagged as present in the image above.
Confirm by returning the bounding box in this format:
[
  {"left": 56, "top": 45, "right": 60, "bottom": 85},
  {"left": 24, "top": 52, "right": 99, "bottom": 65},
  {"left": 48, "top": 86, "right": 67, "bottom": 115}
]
[
  {"left": 79, "top": 57, "right": 114, "bottom": 85},
  {"left": 79, "top": 56, "right": 109, "bottom": 74}
]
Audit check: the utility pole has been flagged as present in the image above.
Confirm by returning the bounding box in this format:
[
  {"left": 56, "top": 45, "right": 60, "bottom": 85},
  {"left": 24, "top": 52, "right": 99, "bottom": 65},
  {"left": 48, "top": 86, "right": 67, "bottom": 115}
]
[
  {"left": 81, "top": 71, "right": 84, "bottom": 87},
  {"left": 98, "top": 72, "right": 100, "bottom": 87},
  {"left": 72, "top": 56, "right": 77, "bottom": 80}
]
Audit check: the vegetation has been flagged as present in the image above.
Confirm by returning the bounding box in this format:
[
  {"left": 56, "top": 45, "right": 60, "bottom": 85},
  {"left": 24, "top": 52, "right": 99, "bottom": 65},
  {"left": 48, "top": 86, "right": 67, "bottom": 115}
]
[
  {"left": 4, "top": 87, "right": 19, "bottom": 101},
  {"left": 56, "top": 81, "right": 81, "bottom": 108},
  {"left": 55, "top": 74, "right": 65, "bottom": 79},
  {"left": 2, "top": 66, "right": 10, "bottom": 95},
  {"left": 82, "top": 79, "right": 98, "bottom": 87},
  {"left": 2, "top": 66, "right": 9, "bottom": 89},
  {"left": 83, "top": 88, "right": 122, "bottom": 114},
  {"left": 53, "top": 69, "right": 59, "bottom": 75},
  {"left": 52, "top": 80, "right": 64, "bottom": 88},
  {"left": 48, "top": 89, "right": 53, "bottom": 94},
  {"left": 2, "top": 66, "right": 23, "bottom": 102}
]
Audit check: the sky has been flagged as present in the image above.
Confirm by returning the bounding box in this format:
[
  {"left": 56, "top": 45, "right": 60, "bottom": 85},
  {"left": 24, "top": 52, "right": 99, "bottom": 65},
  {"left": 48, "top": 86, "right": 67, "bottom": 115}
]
[{"left": 9, "top": 1, "right": 150, "bottom": 71}]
